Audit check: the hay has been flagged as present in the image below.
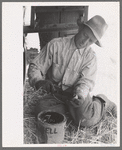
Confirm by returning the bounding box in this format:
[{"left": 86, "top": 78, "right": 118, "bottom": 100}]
[
  {"left": 24, "top": 80, "right": 117, "bottom": 145},
  {"left": 63, "top": 111, "right": 117, "bottom": 144}
]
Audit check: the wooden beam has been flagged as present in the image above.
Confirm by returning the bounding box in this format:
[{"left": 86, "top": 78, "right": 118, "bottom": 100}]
[
  {"left": 30, "top": 6, "right": 35, "bottom": 28},
  {"left": 84, "top": 6, "right": 89, "bottom": 22},
  {"left": 34, "top": 6, "right": 85, "bottom": 13},
  {"left": 24, "top": 23, "right": 78, "bottom": 33}
]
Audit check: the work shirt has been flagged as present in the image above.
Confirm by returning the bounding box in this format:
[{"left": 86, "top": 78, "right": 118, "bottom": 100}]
[{"left": 28, "top": 35, "right": 97, "bottom": 99}]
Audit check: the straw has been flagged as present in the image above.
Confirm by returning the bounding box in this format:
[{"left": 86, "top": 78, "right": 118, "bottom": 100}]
[{"left": 24, "top": 80, "right": 117, "bottom": 144}]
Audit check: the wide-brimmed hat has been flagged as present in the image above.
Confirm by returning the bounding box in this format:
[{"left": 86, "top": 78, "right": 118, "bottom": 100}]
[{"left": 84, "top": 15, "right": 108, "bottom": 47}]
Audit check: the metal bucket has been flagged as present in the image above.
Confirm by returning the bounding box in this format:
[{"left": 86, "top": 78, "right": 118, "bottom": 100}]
[{"left": 37, "top": 110, "right": 66, "bottom": 144}]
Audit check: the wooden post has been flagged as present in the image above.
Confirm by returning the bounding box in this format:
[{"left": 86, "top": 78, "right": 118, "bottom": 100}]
[{"left": 30, "top": 6, "right": 35, "bottom": 28}]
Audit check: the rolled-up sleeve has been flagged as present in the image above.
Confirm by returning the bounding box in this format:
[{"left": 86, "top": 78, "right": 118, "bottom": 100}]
[
  {"left": 74, "top": 51, "right": 97, "bottom": 99},
  {"left": 28, "top": 42, "right": 53, "bottom": 87}
]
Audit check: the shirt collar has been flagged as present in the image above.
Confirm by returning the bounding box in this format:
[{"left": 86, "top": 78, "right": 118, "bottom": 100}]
[
  {"left": 70, "top": 35, "right": 87, "bottom": 55},
  {"left": 69, "top": 35, "right": 77, "bottom": 50}
]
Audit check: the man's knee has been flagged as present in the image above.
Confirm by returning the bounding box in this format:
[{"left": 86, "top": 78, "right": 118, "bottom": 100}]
[{"left": 67, "top": 95, "right": 105, "bottom": 128}]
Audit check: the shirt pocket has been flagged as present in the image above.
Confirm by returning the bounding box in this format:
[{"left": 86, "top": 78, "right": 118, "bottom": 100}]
[
  {"left": 52, "top": 62, "right": 64, "bottom": 82},
  {"left": 65, "top": 70, "right": 80, "bottom": 86}
]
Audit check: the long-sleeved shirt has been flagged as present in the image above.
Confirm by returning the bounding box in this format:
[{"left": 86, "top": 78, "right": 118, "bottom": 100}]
[{"left": 28, "top": 35, "right": 97, "bottom": 99}]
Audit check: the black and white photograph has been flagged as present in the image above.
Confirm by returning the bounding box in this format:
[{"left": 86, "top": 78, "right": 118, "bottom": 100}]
[{"left": 2, "top": 1, "right": 120, "bottom": 147}]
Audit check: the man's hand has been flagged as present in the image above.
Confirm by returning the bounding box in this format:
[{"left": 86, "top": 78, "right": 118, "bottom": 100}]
[
  {"left": 70, "top": 95, "right": 84, "bottom": 107},
  {"left": 35, "top": 80, "right": 56, "bottom": 93}
]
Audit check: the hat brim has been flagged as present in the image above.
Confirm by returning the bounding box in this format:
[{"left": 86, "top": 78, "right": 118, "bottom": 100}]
[
  {"left": 95, "top": 40, "right": 102, "bottom": 47},
  {"left": 84, "top": 23, "right": 102, "bottom": 47}
]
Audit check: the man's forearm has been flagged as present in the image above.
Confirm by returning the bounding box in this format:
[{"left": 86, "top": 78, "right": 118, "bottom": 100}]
[
  {"left": 73, "top": 84, "right": 89, "bottom": 100},
  {"left": 28, "top": 63, "right": 45, "bottom": 87}
]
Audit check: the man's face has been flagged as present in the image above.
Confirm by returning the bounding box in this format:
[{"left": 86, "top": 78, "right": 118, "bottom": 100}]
[{"left": 74, "top": 25, "right": 97, "bottom": 49}]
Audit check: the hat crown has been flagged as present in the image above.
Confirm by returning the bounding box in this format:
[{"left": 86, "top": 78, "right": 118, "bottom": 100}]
[
  {"left": 84, "top": 15, "right": 108, "bottom": 46},
  {"left": 87, "top": 15, "right": 108, "bottom": 38}
]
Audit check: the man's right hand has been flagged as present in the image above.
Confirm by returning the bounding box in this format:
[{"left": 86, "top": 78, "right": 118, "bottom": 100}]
[{"left": 35, "top": 80, "right": 56, "bottom": 93}]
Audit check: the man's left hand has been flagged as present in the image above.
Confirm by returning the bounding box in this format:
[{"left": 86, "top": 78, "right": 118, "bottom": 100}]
[{"left": 70, "top": 95, "right": 84, "bottom": 107}]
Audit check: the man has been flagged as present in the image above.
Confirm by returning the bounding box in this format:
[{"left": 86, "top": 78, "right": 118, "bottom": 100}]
[{"left": 28, "top": 15, "right": 117, "bottom": 128}]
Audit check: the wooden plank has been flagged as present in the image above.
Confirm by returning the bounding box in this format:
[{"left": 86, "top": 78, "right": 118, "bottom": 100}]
[
  {"left": 24, "top": 23, "right": 78, "bottom": 33},
  {"left": 60, "top": 10, "right": 85, "bottom": 24},
  {"left": 61, "top": 6, "right": 85, "bottom": 12},
  {"left": 84, "top": 6, "right": 89, "bottom": 22},
  {"left": 36, "top": 12, "right": 60, "bottom": 28},
  {"left": 30, "top": 6, "right": 35, "bottom": 28},
  {"left": 34, "top": 6, "right": 85, "bottom": 13},
  {"left": 60, "top": 29, "right": 78, "bottom": 37}
]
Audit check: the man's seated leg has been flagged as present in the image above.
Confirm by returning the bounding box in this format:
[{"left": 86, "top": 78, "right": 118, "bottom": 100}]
[{"left": 67, "top": 94, "right": 106, "bottom": 128}]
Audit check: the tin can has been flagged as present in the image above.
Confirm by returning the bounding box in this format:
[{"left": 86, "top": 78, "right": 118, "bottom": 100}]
[{"left": 37, "top": 110, "right": 66, "bottom": 144}]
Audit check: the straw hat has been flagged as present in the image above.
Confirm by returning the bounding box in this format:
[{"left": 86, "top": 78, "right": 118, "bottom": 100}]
[{"left": 84, "top": 15, "right": 108, "bottom": 47}]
